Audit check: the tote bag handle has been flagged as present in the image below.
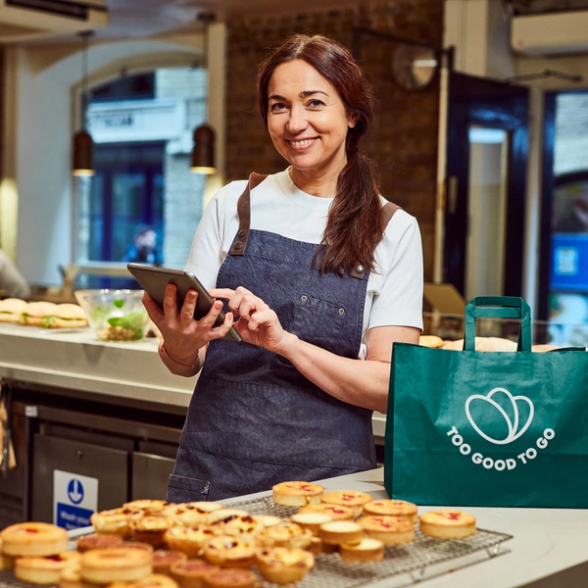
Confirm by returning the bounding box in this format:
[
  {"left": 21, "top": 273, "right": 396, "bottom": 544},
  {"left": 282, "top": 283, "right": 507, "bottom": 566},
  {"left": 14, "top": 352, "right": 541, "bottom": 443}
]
[{"left": 464, "top": 296, "right": 532, "bottom": 352}]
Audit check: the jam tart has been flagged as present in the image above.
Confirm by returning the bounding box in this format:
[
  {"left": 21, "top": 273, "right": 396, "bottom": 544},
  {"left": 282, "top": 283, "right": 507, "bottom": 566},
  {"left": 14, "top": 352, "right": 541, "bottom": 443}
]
[{"left": 255, "top": 547, "right": 314, "bottom": 585}]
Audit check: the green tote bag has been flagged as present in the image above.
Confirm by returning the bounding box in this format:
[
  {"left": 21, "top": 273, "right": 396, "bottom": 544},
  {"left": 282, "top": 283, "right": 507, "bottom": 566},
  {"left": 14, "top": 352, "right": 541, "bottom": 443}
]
[{"left": 385, "top": 296, "right": 588, "bottom": 508}]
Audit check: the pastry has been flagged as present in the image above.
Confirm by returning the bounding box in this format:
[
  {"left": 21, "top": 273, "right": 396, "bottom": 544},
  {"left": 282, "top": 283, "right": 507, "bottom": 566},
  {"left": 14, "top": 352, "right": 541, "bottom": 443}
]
[
  {"left": 0, "top": 539, "right": 14, "bottom": 570},
  {"left": 59, "top": 566, "right": 97, "bottom": 588},
  {"left": 162, "top": 502, "right": 224, "bottom": 527},
  {"left": 298, "top": 503, "right": 355, "bottom": 521},
  {"left": 119, "top": 542, "right": 155, "bottom": 553},
  {"left": 256, "top": 521, "right": 313, "bottom": 549},
  {"left": 318, "top": 521, "right": 363, "bottom": 546},
  {"left": 123, "top": 500, "right": 171, "bottom": 516},
  {"left": 151, "top": 550, "right": 187, "bottom": 575},
  {"left": 289, "top": 512, "right": 332, "bottom": 536},
  {"left": 253, "top": 515, "right": 282, "bottom": 528},
  {"left": 169, "top": 559, "right": 220, "bottom": 587},
  {"left": 91, "top": 507, "right": 143, "bottom": 537},
  {"left": 1, "top": 522, "right": 68, "bottom": 557},
  {"left": 164, "top": 526, "right": 216, "bottom": 558},
  {"left": 532, "top": 344, "right": 561, "bottom": 352},
  {"left": 200, "top": 536, "right": 256, "bottom": 569},
  {"left": 201, "top": 569, "right": 257, "bottom": 588},
  {"left": 209, "top": 514, "right": 263, "bottom": 538},
  {"left": 442, "top": 337, "right": 517, "bottom": 352},
  {"left": 15, "top": 551, "right": 81, "bottom": 584},
  {"left": 340, "top": 538, "right": 384, "bottom": 562},
  {"left": 419, "top": 335, "right": 444, "bottom": 348},
  {"left": 358, "top": 516, "right": 414, "bottom": 545},
  {"left": 77, "top": 534, "right": 123, "bottom": 552},
  {"left": 109, "top": 574, "right": 179, "bottom": 588},
  {"left": 272, "top": 481, "right": 325, "bottom": 507},
  {"left": 363, "top": 499, "right": 418, "bottom": 522},
  {"left": 321, "top": 490, "right": 373, "bottom": 517},
  {"left": 80, "top": 547, "right": 152, "bottom": 583},
  {"left": 419, "top": 510, "right": 477, "bottom": 539},
  {"left": 306, "top": 536, "right": 338, "bottom": 555},
  {"left": 206, "top": 510, "right": 250, "bottom": 525},
  {"left": 255, "top": 547, "right": 314, "bottom": 585},
  {"left": 130, "top": 516, "right": 177, "bottom": 547},
  {"left": 0, "top": 553, "right": 14, "bottom": 571}
]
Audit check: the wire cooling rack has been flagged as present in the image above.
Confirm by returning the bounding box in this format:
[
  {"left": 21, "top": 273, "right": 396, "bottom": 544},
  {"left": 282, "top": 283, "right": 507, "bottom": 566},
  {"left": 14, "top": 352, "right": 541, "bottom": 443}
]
[
  {"left": 0, "top": 496, "right": 513, "bottom": 588},
  {"left": 229, "top": 494, "right": 513, "bottom": 587}
]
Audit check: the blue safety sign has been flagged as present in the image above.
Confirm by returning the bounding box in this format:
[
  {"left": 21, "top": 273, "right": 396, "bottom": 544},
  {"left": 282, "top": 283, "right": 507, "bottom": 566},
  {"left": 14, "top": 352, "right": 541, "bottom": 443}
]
[
  {"left": 67, "top": 479, "right": 84, "bottom": 505},
  {"left": 54, "top": 470, "right": 98, "bottom": 530}
]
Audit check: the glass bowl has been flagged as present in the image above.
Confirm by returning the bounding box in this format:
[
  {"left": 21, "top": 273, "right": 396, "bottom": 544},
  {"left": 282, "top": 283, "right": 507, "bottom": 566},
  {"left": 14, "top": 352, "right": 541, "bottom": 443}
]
[{"left": 74, "top": 289, "right": 149, "bottom": 342}]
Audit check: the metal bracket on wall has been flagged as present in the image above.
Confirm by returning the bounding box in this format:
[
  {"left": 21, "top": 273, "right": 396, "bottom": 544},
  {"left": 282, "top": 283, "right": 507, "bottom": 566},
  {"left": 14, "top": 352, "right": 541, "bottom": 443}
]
[
  {"left": 447, "top": 176, "right": 458, "bottom": 215},
  {"left": 505, "top": 69, "right": 583, "bottom": 84}
]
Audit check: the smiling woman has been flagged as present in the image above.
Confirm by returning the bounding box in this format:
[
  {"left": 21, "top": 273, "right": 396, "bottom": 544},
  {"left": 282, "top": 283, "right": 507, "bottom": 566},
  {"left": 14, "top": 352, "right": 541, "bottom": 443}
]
[
  {"left": 265, "top": 60, "right": 354, "bottom": 191},
  {"left": 141, "top": 34, "right": 424, "bottom": 502}
]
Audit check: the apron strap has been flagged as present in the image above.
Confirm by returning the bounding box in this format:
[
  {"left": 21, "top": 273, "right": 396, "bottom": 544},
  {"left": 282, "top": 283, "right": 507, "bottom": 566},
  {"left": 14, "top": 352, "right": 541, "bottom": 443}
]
[
  {"left": 229, "top": 172, "right": 268, "bottom": 256},
  {"left": 350, "top": 201, "right": 402, "bottom": 279},
  {"left": 230, "top": 177, "right": 401, "bottom": 276}
]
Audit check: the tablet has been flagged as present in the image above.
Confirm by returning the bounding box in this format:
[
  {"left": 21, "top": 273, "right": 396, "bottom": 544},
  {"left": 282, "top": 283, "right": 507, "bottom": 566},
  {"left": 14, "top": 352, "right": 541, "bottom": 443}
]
[{"left": 127, "top": 263, "right": 242, "bottom": 342}]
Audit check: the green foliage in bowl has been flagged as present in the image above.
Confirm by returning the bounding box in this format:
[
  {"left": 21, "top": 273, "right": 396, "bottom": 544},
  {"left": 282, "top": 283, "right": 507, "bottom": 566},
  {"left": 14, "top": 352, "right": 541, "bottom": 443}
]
[{"left": 74, "top": 290, "right": 149, "bottom": 342}]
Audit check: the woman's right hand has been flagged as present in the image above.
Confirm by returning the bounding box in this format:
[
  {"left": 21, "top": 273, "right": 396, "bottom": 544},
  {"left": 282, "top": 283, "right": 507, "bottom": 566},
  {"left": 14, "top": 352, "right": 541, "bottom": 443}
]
[{"left": 142, "top": 284, "right": 234, "bottom": 366}]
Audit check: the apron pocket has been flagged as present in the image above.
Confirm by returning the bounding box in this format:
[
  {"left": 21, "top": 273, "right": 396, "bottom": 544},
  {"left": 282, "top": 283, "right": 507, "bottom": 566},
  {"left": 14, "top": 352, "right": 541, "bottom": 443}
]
[
  {"left": 166, "top": 473, "right": 211, "bottom": 503},
  {"left": 291, "top": 294, "right": 347, "bottom": 350}
]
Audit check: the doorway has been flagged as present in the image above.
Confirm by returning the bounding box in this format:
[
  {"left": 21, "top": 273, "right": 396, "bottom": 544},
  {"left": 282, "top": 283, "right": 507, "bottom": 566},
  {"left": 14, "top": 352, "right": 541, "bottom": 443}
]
[{"left": 444, "top": 72, "right": 529, "bottom": 299}]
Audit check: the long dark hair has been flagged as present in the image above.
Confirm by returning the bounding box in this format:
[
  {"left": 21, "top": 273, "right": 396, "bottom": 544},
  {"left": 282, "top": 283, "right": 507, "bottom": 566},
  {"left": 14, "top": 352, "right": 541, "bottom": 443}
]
[{"left": 257, "top": 34, "right": 385, "bottom": 276}]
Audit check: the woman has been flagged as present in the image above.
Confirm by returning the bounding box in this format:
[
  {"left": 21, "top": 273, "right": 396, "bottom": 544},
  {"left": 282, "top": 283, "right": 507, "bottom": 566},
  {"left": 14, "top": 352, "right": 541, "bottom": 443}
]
[{"left": 143, "top": 34, "right": 423, "bottom": 502}]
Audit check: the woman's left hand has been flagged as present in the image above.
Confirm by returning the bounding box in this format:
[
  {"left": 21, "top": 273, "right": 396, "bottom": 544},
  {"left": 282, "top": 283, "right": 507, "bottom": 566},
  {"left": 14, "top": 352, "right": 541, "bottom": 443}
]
[{"left": 209, "top": 287, "right": 296, "bottom": 354}]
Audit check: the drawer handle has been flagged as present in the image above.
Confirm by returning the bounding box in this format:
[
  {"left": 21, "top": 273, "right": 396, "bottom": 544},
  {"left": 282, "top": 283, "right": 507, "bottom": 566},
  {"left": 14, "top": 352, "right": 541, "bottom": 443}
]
[{"left": 75, "top": 450, "right": 83, "bottom": 459}]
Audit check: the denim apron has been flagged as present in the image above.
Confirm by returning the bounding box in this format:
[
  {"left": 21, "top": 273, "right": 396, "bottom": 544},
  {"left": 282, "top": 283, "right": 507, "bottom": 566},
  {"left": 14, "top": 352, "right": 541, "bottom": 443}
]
[{"left": 167, "top": 174, "right": 399, "bottom": 502}]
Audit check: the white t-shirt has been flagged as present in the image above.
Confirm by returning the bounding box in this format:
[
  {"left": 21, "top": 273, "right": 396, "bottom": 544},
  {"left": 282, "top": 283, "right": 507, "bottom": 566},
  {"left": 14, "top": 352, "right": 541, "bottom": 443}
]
[{"left": 185, "top": 169, "right": 423, "bottom": 357}]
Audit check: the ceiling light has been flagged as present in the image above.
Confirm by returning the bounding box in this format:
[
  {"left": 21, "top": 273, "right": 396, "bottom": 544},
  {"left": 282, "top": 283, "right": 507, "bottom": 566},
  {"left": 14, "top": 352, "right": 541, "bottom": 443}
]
[
  {"left": 191, "top": 12, "right": 216, "bottom": 175},
  {"left": 72, "top": 30, "right": 95, "bottom": 177}
]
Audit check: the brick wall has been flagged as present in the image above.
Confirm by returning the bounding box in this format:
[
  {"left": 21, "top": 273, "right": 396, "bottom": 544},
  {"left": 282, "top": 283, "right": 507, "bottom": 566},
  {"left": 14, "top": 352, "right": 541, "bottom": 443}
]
[
  {"left": 155, "top": 68, "right": 207, "bottom": 267},
  {"left": 226, "top": 0, "right": 443, "bottom": 280}
]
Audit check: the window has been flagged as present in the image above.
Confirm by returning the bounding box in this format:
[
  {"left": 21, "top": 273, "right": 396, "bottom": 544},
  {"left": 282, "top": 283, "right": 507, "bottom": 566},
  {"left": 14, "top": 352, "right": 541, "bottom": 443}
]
[{"left": 74, "top": 68, "right": 207, "bottom": 288}]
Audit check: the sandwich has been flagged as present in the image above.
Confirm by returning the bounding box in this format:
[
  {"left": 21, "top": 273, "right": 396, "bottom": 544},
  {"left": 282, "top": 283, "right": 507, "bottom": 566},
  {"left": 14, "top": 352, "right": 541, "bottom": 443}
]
[
  {"left": 49, "top": 304, "right": 88, "bottom": 329},
  {"left": 0, "top": 298, "right": 29, "bottom": 323},
  {"left": 21, "top": 301, "right": 59, "bottom": 327},
  {"left": 21, "top": 302, "right": 88, "bottom": 328}
]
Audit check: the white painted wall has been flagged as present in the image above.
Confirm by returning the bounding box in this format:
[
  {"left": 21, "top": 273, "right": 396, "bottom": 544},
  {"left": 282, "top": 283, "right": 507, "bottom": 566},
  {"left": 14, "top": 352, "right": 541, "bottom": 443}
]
[
  {"left": 444, "top": 0, "right": 515, "bottom": 79},
  {"left": 1, "top": 25, "right": 227, "bottom": 287}
]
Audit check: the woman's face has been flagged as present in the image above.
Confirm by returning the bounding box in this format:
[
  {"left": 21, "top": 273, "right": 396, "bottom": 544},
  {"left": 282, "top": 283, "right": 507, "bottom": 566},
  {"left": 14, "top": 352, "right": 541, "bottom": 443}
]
[{"left": 266, "top": 59, "right": 356, "bottom": 178}]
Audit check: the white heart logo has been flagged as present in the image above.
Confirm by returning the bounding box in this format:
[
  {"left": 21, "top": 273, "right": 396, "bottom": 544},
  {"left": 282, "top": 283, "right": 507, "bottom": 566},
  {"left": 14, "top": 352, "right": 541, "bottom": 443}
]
[{"left": 465, "top": 387, "right": 534, "bottom": 445}]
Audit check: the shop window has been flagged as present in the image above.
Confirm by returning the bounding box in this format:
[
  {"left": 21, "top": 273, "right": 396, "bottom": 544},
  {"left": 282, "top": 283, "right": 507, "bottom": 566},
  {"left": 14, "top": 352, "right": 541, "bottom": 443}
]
[{"left": 74, "top": 68, "right": 207, "bottom": 288}]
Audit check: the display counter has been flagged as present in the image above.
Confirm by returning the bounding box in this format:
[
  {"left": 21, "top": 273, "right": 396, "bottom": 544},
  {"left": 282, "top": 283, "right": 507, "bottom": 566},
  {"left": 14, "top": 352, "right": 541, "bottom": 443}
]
[
  {"left": 0, "top": 323, "right": 387, "bottom": 437},
  {"left": 0, "top": 323, "right": 387, "bottom": 527},
  {"left": 224, "top": 468, "right": 588, "bottom": 588},
  {"left": 0, "top": 323, "right": 197, "bottom": 407}
]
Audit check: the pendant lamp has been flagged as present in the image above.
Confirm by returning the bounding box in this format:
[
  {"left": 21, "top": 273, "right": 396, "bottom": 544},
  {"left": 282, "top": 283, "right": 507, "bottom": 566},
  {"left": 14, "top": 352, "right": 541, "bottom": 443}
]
[
  {"left": 190, "top": 13, "right": 216, "bottom": 175},
  {"left": 72, "top": 30, "right": 95, "bottom": 177}
]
